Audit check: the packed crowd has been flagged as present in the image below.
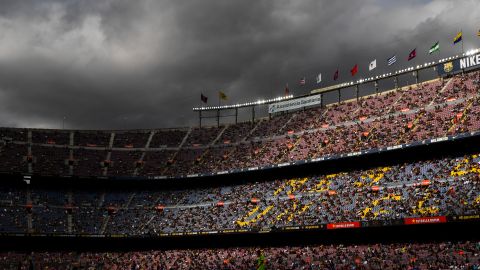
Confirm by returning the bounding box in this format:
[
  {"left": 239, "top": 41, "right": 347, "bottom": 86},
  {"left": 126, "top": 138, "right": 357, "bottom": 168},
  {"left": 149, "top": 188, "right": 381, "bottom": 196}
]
[
  {"left": 0, "top": 150, "right": 478, "bottom": 236},
  {"left": 0, "top": 72, "right": 478, "bottom": 177},
  {"left": 0, "top": 241, "right": 478, "bottom": 269}
]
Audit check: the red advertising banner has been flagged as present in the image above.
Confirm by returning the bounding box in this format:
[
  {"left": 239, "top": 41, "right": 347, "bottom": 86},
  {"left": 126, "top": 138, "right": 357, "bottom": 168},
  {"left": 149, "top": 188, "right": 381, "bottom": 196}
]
[
  {"left": 404, "top": 216, "right": 447, "bottom": 225},
  {"left": 327, "top": 222, "right": 361, "bottom": 229}
]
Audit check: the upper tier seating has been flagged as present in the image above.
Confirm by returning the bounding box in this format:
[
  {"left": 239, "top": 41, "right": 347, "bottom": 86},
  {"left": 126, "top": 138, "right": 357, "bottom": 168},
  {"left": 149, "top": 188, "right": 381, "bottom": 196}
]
[{"left": 0, "top": 71, "right": 478, "bottom": 177}]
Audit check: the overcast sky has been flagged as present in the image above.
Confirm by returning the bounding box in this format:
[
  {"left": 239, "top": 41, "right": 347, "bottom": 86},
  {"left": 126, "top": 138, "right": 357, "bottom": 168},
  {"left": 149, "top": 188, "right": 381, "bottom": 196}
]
[{"left": 0, "top": 0, "right": 478, "bottom": 130}]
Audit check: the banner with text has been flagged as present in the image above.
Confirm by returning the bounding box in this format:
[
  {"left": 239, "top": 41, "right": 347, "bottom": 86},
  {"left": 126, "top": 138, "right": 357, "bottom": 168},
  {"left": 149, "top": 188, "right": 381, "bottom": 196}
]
[
  {"left": 268, "top": 94, "right": 322, "bottom": 114},
  {"left": 437, "top": 53, "right": 480, "bottom": 76},
  {"left": 404, "top": 216, "right": 447, "bottom": 225},
  {"left": 326, "top": 221, "right": 361, "bottom": 229}
]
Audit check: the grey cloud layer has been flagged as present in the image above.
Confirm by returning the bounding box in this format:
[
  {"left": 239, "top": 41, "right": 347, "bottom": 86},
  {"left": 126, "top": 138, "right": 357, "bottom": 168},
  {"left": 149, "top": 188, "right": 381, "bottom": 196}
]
[{"left": 0, "top": 0, "right": 478, "bottom": 129}]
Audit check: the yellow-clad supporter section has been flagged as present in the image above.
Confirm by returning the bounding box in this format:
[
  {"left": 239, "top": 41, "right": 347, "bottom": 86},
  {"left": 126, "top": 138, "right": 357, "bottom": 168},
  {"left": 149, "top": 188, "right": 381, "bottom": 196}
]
[
  {"left": 309, "top": 174, "right": 336, "bottom": 193},
  {"left": 359, "top": 193, "right": 402, "bottom": 219},
  {"left": 450, "top": 155, "right": 480, "bottom": 176},
  {"left": 236, "top": 205, "right": 273, "bottom": 227}
]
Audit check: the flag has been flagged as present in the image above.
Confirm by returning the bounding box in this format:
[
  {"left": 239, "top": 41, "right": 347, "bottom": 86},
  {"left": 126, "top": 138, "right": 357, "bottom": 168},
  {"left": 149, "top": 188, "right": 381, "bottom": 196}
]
[
  {"left": 477, "top": 29, "right": 480, "bottom": 37},
  {"left": 453, "top": 31, "right": 462, "bottom": 44},
  {"left": 316, "top": 73, "right": 322, "bottom": 84},
  {"left": 350, "top": 64, "right": 358, "bottom": 76},
  {"left": 429, "top": 41, "right": 439, "bottom": 54},
  {"left": 387, "top": 55, "right": 396, "bottom": 66},
  {"left": 219, "top": 91, "right": 227, "bottom": 100},
  {"left": 333, "top": 69, "right": 339, "bottom": 81},
  {"left": 299, "top": 77, "right": 306, "bottom": 86},
  {"left": 408, "top": 48, "right": 416, "bottom": 61},
  {"left": 284, "top": 84, "right": 289, "bottom": 96},
  {"left": 369, "top": 59, "right": 377, "bottom": 71},
  {"left": 200, "top": 93, "right": 208, "bottom": 103}
]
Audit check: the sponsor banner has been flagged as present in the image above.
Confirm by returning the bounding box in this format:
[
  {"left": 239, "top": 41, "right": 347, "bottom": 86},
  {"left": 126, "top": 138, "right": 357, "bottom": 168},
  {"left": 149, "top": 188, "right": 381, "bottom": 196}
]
[
  {"left": 326, "top": 221, "right": 361, "bottom": 230},
  {"left": 1, "top": 215, "right": 480, "bottom": 239},
  {"left": 279, "top": 225, "right": 322, "bottom": 231},
  {"left": 160, "top": 228, "right": 254, "bottom": 237},
  {"left": 303, "top": 225, "right": 322, "bottom": 230},
  {"left": 459, "top": 54, "right": 480, "bottom": 70},
  {"left": 452, "top": 214, "right": 480, "bottom": 221},
  {"left": 363, "top": 219, "right": 404, "bottom": 227},
  {"left": 404, "top": 216, "right": 447, "bottom": 225},
  {"left": 268, "top": 94, "right": 322, "bottom": 114},
  {"left": 437, "top": 53, "right": 480, "bottom": 76}
]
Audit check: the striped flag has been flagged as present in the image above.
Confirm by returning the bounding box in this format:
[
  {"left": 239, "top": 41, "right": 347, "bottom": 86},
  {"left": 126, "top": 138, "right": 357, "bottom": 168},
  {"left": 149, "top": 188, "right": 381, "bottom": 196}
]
[
  {"left": 477, "top": 29, "right": 480, "bottom": 37},
  {"left": 387, "top": 55, "right": 397, "bottom": 66},
  {"left": 299, "top": 77, "right": 306, "bottom": 86},
  {"left": 429, "top": 41, "right": 439, "bottom": 54},
  {"left": 453, "top": 31, "right": 462, "bottom": 44}
]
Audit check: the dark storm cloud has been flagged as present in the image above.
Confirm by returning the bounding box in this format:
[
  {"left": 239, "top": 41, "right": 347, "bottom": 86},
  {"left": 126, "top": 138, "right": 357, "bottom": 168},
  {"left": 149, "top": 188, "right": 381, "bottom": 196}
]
[{"left": 0, "top": 0, "right": 478, "bottom": 129}]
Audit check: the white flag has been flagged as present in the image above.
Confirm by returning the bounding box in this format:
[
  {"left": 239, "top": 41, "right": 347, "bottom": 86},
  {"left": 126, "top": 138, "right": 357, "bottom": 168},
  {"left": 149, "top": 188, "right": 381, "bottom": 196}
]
[
  {"left": 369, "top": 59, "right": 377, "bottom": 71},
  {"left": 316, "top": 73, "right": 322, "bottom": 84}
]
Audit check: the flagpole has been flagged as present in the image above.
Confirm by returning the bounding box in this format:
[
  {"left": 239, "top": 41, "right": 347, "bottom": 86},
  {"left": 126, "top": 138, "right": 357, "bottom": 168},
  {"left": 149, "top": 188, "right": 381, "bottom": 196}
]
[
  {"left": 413, "top": 48, "right": 418, "bottom": 84},
  {"left": 460, "top": 30, "right": 465, "bottom": 75},
  {"left": 461, "top": 29, "right": 464, "bottom": 54},
  {"left": 462, "top": 36, "right": 464, "bottom": 76},
  {"left": 217, "top": 92, "right": 220, "bottom": 127}
]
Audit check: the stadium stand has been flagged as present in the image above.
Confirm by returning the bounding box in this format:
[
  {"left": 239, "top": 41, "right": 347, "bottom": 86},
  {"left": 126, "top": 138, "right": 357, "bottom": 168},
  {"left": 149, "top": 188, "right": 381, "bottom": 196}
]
[
  {"left": 32, "top": 130, "right": 70, "bottom": 145},
  {"left": 73, "top": 131, "right": 110, "bottom": 147},
  {"left": 112, "top": 131, "right": 150, "bottom": 148},
  {"left": 72, "top": 149, "right": 107, "bottom": 177},
  {"left": 0, "top": 150, "right": 478, "bottom": 236},
  {"left": 0, "top": 66, "right": 478, "bottom": 270},
  {"left": 149, "top": 129, "right": 188, "bottom": 148},
  {"left": 0, "top": 128, "right": 27, "bottom": 142},
  {"left": 0, "top": 143, "right": 27, "bottom": 174},
  {"left": 0, "top": 71, "right": 477, "bottom": 178},
  {"left": 0, "top": 241, "right": 478, "bottom": 269}
]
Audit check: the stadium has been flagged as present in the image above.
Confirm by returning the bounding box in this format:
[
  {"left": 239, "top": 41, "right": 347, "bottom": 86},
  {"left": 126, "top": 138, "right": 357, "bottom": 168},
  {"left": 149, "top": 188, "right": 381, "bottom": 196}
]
[{"left": 0, "top": 1, "right": 479, "bottom": 269}]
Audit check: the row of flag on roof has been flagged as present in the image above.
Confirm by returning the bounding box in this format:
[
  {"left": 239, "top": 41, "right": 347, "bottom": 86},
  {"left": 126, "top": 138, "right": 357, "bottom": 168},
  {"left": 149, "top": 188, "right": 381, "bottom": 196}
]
[
  {"left": 200, "top": 30, "right": 479, "bottom": 104},
  {"left": 200, "top": 91, "right": 228, "bottom": 104},
  {"left": 294, "top": 31, "right": 470, "bottom": 85}
]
